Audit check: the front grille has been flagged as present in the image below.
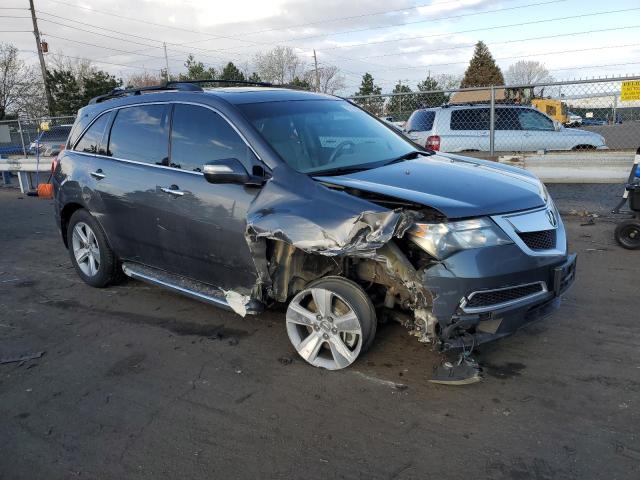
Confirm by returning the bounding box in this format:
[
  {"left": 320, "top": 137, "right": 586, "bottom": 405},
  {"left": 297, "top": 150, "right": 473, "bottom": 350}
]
[
  {"left": 465, "top": 283, "right": 545, "bottom": 309},
  {"left": 518, "top": 229, "right": 557, "bottom": 250}
]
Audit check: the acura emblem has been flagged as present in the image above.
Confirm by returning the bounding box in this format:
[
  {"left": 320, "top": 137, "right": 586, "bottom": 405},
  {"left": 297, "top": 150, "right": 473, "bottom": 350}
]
[{"left": 546, "top": 209, "right": 557, "bottom": 227}]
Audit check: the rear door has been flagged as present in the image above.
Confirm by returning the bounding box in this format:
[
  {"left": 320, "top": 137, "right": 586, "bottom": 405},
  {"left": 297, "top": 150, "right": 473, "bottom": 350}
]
[
  {"left": 448, "top": 108, "right": 486, "bottom": 152},
  {"left": 494, "top": 107, "right": 522, "bottom": 152},
  {"left": 97, "top": 103, "right": 173, "bottom": 267}
]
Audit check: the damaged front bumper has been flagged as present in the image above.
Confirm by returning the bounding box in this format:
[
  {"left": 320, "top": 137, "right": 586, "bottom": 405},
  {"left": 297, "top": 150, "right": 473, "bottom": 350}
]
[{"left": 423, "top": 243, "right": 577, "bottom": 350}]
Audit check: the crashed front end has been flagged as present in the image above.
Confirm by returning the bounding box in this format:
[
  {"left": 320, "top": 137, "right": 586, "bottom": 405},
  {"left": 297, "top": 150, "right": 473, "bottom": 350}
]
[{"left": 241, "top": 160, "right": 576, "bottom": 353}]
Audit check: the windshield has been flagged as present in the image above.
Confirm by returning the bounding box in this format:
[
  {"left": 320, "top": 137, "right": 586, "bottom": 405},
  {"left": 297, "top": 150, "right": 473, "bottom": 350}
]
[{"left": 238, "top": 99, "right": 418, "bottom": 174}]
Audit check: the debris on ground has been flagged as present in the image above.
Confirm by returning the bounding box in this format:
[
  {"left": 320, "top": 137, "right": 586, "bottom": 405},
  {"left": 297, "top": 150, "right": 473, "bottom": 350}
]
[
  {"left": 429, "top": 355, "right": 482, "bottom": 385},
  {"left": 278, "top": 356, "right": 293, "bottom": 365},
  {"left": 0, "top": 351, "right": 45, "bottom": 365}
]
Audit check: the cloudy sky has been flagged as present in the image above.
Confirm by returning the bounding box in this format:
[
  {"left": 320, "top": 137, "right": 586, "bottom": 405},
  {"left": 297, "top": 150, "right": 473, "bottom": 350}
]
[{"left": 3, "top": 0, "right": 640, "bottom": 94}]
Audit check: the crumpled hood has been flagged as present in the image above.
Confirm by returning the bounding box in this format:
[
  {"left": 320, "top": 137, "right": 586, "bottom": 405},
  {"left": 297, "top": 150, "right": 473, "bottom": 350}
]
[{"left": 315, "top": 153, "right": 547, "bottom": 218}]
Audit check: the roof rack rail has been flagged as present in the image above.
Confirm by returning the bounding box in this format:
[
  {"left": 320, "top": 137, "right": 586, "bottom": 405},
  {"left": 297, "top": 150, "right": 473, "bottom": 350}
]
[
  {"left": 166, "top": 79, "right": 274, "bottom": 88},
  {"left": 88, "top": 78, "right": 276, "bottom": 104}
]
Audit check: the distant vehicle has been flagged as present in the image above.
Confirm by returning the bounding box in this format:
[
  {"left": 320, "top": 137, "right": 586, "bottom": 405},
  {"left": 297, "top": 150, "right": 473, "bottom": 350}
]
[
  {"left": 566, "top": 111, "right": 582, "bottom": 127},
  {"left": 379, "top": 116, "right": 405, "bottom": 129},
  {"left": 404, "top": 105, "right": 606, "bottom": 152},
  {"left": 29, "top": 125, "right": 72, "bottom": 156},
  {"left": 531, "top": 98, "right": 572, "bottom": 125},
  {"left": 581, "top": 118, "right": 608, "bottom": 126}
]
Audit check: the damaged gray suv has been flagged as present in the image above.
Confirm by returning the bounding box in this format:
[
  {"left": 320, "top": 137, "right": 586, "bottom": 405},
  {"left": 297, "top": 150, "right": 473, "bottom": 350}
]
[{"left": 53, "top": 81, "right": 576, "bottom": 373}]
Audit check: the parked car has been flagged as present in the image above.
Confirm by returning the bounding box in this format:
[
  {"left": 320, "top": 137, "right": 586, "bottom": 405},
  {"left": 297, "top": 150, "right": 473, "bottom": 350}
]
[
  {"left": 53, "top": 83, "right": 576, "bottom": 373},
  {"left": 404, "top": 105, "right": 606, "bottom": 152},
  {"left": 566, "top": 111, "right": 582, "bottom": 127},
  {"left": 29, "top": 124, "right": 72, "bottom": 156}
]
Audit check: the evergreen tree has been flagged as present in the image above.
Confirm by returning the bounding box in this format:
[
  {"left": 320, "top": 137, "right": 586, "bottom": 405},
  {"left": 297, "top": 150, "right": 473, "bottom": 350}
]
[
  {"left": 353, "top": 72, "right": 384, "bottom": 115},
  {"left": 289, "top": 76, "right": 312, "bottom": 90},
  {"left": 219, "top": 62, "right": 245, "bottom": 83},
  {"left": 460, "top": 41, "right": 504, "bottom": 87},
  {"left": 416, "top": 76, "right": 448, "bottom": 107},
  {"left": 247, "top": 72, "right": 263, "bottom": 83},
  {"left": 179, "top": 54, "right": 216, "bottom": 80},
  {"left": 387, "top": 82, "right": 416, "bottom": 118}
]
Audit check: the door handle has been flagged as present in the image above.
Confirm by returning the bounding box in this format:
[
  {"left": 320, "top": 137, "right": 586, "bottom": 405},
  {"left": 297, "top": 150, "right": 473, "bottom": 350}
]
[
  {"left": 90, "top": 169, "right": 105, "bottom": 180},
  {"left": 161, "top": 186, "right": 185, "bottom": 197}
]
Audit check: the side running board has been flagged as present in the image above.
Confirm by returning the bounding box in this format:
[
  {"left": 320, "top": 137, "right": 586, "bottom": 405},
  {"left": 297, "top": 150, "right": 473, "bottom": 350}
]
[{"left": 121, "top": 262, "right": 263, "bottom": 315}]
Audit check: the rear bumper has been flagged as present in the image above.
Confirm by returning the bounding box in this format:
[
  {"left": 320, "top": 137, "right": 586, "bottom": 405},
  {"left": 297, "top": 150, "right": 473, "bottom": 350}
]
[{"left": 423, "top": 242, "right": 577, "bottom": 350}]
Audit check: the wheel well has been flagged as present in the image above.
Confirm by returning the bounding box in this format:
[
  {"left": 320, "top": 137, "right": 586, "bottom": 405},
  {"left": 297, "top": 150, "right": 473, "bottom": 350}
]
[{"left": 60, "top": 203, "right": 84, "bottom": 248}]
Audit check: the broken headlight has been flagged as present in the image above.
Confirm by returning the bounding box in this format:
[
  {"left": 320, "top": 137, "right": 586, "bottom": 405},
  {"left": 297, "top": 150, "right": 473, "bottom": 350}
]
[{"left": 408, "top": 218, "right": 512, "bottom": 259}]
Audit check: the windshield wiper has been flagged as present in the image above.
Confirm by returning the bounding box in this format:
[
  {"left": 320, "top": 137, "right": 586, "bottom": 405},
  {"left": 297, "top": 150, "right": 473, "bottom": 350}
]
[
  {"left": 383, "top": 150, "right": 432, "bottom": 166},
  {"left": 311, "top": 165, "right": 374, "bottom": 176}
]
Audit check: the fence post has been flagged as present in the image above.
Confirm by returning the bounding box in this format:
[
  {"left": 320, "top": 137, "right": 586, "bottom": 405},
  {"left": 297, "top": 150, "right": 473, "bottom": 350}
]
[
  {"left": 17, "top": 118, "right": 27, "bottom": 157},
  {"left": 489, "top": 85, "right": 496, "bottom": 156}
]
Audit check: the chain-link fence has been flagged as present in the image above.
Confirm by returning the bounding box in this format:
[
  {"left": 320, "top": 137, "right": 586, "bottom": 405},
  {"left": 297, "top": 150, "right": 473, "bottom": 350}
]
[
  {"left": 347, "top": 76, "right": 640, "bottom": 156},
  {"left": 0, "top": 115, "right": 76, "bottom": 158}
]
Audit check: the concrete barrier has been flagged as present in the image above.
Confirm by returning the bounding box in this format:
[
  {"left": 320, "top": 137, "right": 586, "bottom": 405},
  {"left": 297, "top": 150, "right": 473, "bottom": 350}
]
[
  {"left": 0, "top": 157, "right": 51, "bottom": 193},
  {"left": 498, "top": 151, "right": 636, "bottom": 183}
]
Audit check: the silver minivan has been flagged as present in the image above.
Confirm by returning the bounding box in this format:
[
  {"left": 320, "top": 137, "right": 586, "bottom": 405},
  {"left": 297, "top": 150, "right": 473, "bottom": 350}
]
[{"left": 404, "top": 105, "right": 606, "bottom": 153}]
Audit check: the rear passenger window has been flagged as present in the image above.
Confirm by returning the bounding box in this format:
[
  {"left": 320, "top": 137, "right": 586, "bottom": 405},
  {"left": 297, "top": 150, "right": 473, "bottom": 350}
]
[
  {"left": 170, "top": 104, "right": 256, "bottom": 172},
  {"left": 495, "top": 108, "right": 521, "bottom": 130},
  {"left": 108, "top": 104, "right": 170, "bottom": 165},
  {"left": 74, "top": 113, "right": 111, "bottom": 154},
  {"left": 450, "top": 109, "right": 489, "bottom": 130},
  {"left": 406, "top": 110, "right": 435, "bottom": 132}
]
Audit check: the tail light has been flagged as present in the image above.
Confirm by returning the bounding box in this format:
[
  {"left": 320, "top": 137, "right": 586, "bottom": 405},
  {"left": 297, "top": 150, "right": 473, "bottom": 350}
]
[
  {"left": 51, "top": 156, "right": 60, "bottom": 174},
  {"left": 426, "top": 135, "right": 441, "bottom": 151}
]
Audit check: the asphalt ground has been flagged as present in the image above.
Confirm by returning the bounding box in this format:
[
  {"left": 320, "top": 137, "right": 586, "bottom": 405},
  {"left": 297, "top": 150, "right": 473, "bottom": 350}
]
[{"left": 0, "top": 187, "right": 638, "bottom": 480}]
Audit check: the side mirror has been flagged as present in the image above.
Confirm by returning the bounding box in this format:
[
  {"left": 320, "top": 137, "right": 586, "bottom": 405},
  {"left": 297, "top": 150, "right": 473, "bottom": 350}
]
[{"left": 203, "top": 158, "right": 250, "bottom": 184}]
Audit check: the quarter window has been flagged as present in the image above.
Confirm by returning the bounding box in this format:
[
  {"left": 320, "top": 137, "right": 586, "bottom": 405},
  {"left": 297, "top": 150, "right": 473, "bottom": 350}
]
[
  {"left": 406, "top": 110, "right": 435, "bottom": 132},
  {"left": 74, "top": 113, "right": 111, "bottom": 154},
  {"left": 108, "top": 104, "right": 170, "bottom": 165},
  {"left": 170, "top": 104, "right": 256, "bottom": 172},
  {"left": 450, "top": 109, "right": 490, "bottom": 130},
  {"left": 495, "top": 108, "right": 521, "bottom": 130}
]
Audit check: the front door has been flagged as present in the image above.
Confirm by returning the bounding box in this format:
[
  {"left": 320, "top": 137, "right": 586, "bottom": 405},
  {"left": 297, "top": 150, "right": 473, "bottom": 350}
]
[{"left": 153, "top": 103, "right": 261, "bottom": 290}]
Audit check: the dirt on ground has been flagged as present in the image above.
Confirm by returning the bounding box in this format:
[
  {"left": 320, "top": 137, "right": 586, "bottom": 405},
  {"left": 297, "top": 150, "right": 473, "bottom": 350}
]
[{"left": 0, "top": 188, "right": 638, "bottom": 480}]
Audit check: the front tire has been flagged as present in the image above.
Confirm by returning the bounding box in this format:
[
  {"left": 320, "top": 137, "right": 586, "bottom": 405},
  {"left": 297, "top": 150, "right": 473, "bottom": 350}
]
[
  {"left": 67, "top": 209, "right": 121, "bottom": 287},
  {"left": 285, "top": 276, "right": 377, "bottom": 370},
  {"left": 615, "top": 220, "right": 640, "bottom": 250}
]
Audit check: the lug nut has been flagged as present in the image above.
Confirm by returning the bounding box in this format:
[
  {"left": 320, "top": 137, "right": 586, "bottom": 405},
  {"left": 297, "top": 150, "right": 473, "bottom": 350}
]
[
  {"left": 323, "top": 333, "right": 329, "bottom": 339},
  {"left": 327, "top": 316, "right": 333, "bottom": 323},
  {"left": 316, "top": 314, "right": 322, "bottom": 321},
  {"left": 313, "top": 324, "right": 320, "bottom": 331},
  {"left": 331, "top": 328, "right": 338, "bottom": 334}
]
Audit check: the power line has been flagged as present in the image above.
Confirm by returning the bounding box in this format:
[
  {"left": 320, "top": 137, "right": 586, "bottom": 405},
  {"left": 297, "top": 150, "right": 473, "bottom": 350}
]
[
  {"left": 317, "top": 7, "right": 640, "bottom": 51},
  {"left": 20, "top": 48, "right": 162, "bottom": 71}
]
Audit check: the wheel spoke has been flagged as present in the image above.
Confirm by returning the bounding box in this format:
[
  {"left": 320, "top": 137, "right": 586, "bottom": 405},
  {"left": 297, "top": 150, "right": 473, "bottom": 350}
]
[
  {"left": 328, "top": 337, "right": 356, "bottom": 369},
  {"left": 311, "top": 288, "right": 332, "bottom": 317},
  {"left": 287, "top": 302, "right": 316, "bottom": 326},
  {"left": 74, "top": 248, "right": 89, "bottom": 263},
  {"left": 297, "top": 332, "right": 324, "bottom": 363},
  {"left": 332, "top": 311, "right": 360, "bottom": 334},
  {"left": 88, "top": 255, "right": 98, "bottom": 276},
  {"left": 75, "top": 224, "right": 88, "bottom": 244}
]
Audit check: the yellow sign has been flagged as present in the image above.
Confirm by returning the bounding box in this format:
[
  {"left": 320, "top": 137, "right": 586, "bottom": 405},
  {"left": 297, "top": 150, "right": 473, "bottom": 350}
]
[
  {"left": 39, "top": 121, "right": 50, "bottom": 131},
  {"left": 621, "top": 80, "right": 640, "bottom": 102}
]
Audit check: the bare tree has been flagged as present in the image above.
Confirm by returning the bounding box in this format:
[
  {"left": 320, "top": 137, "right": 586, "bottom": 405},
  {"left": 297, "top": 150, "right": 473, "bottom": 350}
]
[
  {"left": 125, "top": 70, "right": 165, "bottom": 88},
  {"left": 0, "top": 43, "right": 46, "bottom": 119},
  {"left": 254, "top": 46, "right": 305, "bottom": 84},
  {"left": 505, "top": 60, "right": 554, "bottom": 86},
  {"left": 304, "top": 65, "right": 345, "bottom": 94}
]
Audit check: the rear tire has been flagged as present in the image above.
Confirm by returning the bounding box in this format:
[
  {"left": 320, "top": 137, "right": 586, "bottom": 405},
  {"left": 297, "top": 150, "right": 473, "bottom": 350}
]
[
  {"left": 614, "top": 220, "right": 640, "bottom": 250},
  {"left": 285, "top": 276, "right": 377, "bottom": 370},
  {"left": 67, "top": 209, "right": 121, "bottom": 287}
]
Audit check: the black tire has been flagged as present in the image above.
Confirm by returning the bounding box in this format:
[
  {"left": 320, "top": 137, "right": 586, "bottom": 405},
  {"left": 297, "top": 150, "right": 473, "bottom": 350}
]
[
  {"left": 614, "top": 220, "right": 640, "bottom": 250},
  {"left": 307, "top": 276, "right": 377, "bottom": 354},
  {"left": 67, "top": 209, "right": 121, "bottom": 287}
]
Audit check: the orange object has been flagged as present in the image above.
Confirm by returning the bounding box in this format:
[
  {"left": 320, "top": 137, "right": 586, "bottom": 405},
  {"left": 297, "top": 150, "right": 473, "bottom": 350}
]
[{"left": 37, "top": 183, "right": 54, "bottom": 199}]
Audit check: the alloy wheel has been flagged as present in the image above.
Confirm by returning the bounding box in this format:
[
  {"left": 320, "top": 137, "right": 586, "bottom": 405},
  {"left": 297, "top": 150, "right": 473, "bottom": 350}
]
[{"left": 72, "top": 222, "right": 101, "bottom": 277}]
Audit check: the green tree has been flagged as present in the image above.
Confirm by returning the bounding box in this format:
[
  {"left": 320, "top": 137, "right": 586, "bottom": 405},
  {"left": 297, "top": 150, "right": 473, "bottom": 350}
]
[
  {"left": 47, "top": 69, "right": 82, "bottom": 115},
  {"left": 353, "top": 72, "right": 384, "bottom": 115},
  {"left": 289, "top": 76, "right": 312, "bottom": 90},
  {"left": 219, "top": 62, "right": 245, "bottom": 83},
  {"left": 247, "top": 72, "right": 263, "bottom": 83},
  {"left": 386, "top": 82, "right": 417, "bottom": 119},
  {"left": 83, "top": 70, "right": 120, "bottom": 100},
  {"left": 415, "top": 76, "right": 448, "bottom": 108},
  {"left": 179, "top": 54, "right": 216, "bottom": 81},
  {"left": 460, "top": 41, "right": 504, "bottom": 87}
]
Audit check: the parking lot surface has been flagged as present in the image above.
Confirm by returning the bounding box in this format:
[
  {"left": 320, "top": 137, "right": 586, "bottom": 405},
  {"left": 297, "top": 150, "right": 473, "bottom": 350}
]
[{"left": 0, "top": 188, "right": 638, "bottom": 480}]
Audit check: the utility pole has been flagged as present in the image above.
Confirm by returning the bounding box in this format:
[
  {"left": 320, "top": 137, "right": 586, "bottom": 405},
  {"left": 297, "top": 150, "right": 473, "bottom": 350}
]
[
  {"left": 28, "top": 0, "right": 53, "bottom": 115},
  {"left": 163, "top": 42, "right": 170, "bottom": 82},
  {"left": 313, "top": 49, "right": 320, "bottom": 93}
]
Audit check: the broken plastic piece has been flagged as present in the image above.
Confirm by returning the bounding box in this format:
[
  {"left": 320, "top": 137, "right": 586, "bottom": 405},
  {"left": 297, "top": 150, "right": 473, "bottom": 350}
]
[
  {"left": 0, "top": 351, "right": 45, "bottom": 365},
  {"left": 429, "top": 355, "right": 482, "bottom": 385}
]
